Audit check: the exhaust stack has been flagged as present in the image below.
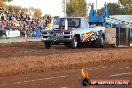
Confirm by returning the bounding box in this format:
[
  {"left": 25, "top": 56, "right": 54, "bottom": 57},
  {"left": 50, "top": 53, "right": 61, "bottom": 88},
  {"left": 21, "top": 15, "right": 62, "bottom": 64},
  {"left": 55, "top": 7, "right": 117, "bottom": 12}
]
[{"left": 65, "top": 19, "right": 68, "bottom": 30}]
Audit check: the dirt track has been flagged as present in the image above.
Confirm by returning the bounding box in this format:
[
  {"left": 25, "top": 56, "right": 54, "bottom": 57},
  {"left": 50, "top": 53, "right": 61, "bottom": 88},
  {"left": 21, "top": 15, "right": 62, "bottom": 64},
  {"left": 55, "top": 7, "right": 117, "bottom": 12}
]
[{"left": 0, "top": 41, "right": 132, "bottom": 77}]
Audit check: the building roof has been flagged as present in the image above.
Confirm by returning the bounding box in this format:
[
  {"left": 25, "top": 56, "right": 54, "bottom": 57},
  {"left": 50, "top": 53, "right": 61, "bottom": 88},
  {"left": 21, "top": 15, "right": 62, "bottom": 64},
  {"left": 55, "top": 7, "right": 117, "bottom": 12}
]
[{"left": 110, "top": 15, "right": 132, "bottom": 23}]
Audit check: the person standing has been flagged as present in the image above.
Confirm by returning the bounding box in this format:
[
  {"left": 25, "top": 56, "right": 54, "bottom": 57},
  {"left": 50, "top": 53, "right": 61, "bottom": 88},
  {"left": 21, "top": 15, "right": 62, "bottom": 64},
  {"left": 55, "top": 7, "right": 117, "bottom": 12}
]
[{"left": 45, "top": 16, "right": 51, "bottom": 29}]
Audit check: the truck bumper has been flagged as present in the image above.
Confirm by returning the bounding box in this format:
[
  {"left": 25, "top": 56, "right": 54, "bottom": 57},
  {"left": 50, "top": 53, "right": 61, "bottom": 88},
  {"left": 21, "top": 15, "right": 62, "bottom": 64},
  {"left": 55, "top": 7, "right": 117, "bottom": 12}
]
[{"left": 41, "top": 38, "right": 73, "bottom": 43}]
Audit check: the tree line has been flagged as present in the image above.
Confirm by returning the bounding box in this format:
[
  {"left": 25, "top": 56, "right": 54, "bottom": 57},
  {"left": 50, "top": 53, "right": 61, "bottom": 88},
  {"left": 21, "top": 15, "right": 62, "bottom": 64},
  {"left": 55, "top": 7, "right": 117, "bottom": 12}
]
[
  {"left": 97, "top": 2, "right": 132, "bottom": 15},
  {"left": 0, "top": 0, "right": 132, "bottom": 17},
  {"left": 65, "top": 0, "right": 132, "bottom": 16}
]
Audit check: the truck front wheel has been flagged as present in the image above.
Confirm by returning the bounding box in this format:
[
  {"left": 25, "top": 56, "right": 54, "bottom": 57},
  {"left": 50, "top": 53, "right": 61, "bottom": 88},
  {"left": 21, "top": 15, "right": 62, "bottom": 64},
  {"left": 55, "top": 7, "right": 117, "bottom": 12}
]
[
  {"left": 44, "top": 42, "right": 51, "bottom": 49},
  {"left": 70, "top": 36, "right": 78, "bottom": 49}
]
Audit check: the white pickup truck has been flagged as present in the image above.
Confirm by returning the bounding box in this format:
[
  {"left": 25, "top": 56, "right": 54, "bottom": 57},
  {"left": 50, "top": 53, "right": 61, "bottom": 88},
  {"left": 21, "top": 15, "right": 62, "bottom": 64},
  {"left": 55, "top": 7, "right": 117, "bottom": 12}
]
[{"left": 41, "top": 17, "right": 105, "bottom": 49}]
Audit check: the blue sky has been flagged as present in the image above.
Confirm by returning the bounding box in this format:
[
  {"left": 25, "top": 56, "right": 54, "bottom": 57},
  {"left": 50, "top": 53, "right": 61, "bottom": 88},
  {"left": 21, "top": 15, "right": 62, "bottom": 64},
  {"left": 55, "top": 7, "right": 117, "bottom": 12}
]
[{"left": 7, "top": 0, "right": 118, "bottom": 16}]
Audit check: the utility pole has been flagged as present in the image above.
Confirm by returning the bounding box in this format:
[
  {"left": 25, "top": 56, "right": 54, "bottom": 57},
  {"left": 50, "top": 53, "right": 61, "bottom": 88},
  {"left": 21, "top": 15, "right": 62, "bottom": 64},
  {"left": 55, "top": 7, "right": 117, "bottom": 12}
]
[
  {"left": 64, "top": 0, "right": 67, "bottom": 17},
  {"left": 96, "top": 0, "right": 97, "bottom": 14}
]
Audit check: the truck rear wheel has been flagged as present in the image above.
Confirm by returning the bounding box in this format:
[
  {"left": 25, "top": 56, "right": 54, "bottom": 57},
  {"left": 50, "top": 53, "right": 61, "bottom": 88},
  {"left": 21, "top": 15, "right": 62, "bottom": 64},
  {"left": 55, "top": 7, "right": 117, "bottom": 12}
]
[
  {"left": 92, "top": 36, "right": 104, "bottom": 48},
  {"left": 99, "top": 36, "right": 105, "bottom": 48},
  {"left": 44, "top": 42, "right": 51, "bottom": 49}
]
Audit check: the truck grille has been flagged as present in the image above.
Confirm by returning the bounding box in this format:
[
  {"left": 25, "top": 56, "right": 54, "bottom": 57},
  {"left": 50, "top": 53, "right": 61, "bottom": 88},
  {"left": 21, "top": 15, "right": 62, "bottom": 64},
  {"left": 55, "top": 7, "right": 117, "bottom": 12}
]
[
  {"left": 43, "top": 36, "right": 48, "bottom": 38},
  {"left": 64, "top": 32, "right": 70, "bottom": 34},
  {"left": 64, "top": 36, "right": 70, "bottom": 38},
  {"left": 42, "top": 32, "right": 48, "bottom": 34}
]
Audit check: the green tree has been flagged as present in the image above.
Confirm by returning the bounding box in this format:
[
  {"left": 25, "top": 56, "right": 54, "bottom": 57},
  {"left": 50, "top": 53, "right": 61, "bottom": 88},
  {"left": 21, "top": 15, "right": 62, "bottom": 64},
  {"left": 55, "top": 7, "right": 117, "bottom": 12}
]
[
  {"left": 118, "top": 0, "right": 132, "bottom": 7},
  {"left": 107, "top": 3, "right": 123, "bottom": 15},
  {"left": 0, "top": 0, "right": 7, "bottom": 8},
  {"left": 7, "top": 5, "right": 22, "bottom": 13},
  {"left": 118, "top": 0, "right": 132, "bottom": 14},
  {"left": 3, "top": 0, "right": 13, "bottom": 2},
  {"left": 97, "top": 3, "right": 125, "bottom": 15},
  {"left": 43, "top": 14, "right": 50, "bottom": 19},
  {"left": 34, "top": 8, "right": 42, "bottom": 18},
  {"left": 127, "top": 7, "right": 132, "bottom": 14},
  {"left": 0, "top": 0, "right": 13, "bottom": 9},
  {"left": 21, "top": 8, "right": 28, "bottom": 14},
  {"left": 66, "top": 0, "right": 87, "bottom": 17}
]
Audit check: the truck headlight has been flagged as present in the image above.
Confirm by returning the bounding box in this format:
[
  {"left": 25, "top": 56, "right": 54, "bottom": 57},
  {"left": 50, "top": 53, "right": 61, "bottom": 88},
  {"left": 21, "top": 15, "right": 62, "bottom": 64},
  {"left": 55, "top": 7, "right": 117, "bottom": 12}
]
[{"left": 72, "top": 30, "right": 75, "bottom": 34}]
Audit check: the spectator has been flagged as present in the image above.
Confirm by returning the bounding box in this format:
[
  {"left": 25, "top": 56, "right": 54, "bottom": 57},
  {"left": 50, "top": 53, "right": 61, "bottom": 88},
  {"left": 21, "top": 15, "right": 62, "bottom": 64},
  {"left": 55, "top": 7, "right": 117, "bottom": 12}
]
[{"left": 0, "top": 7, "right": 52, "bottom": 37}]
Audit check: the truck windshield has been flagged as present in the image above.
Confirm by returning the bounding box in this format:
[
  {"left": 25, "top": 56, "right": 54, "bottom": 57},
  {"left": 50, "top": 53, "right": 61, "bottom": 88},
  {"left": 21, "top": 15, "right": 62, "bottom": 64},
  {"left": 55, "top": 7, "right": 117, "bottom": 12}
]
[{"left": 54, "top": 18, "right": 80, "bottom": 28}]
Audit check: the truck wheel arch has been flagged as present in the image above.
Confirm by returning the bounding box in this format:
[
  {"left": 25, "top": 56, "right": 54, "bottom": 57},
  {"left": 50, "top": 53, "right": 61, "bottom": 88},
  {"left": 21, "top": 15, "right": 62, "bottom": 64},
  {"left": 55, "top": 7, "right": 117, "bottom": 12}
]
[
  {"left": 70, "top": 34, "right": 81, "bottom": 49},
  {"left": 75, "top": 34, "right": 81, "bottom": 42},
  {"left": 102, "top": 33, "right": 105, "bottom": 40},
  {"left": 98, "top": 30, "right": 105, "bottom": 40}
]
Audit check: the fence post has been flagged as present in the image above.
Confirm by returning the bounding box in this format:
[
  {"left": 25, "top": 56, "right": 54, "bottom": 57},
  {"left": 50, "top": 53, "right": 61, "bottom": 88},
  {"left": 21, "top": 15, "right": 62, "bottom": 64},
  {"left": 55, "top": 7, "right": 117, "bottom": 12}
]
[
  {"left": 116, "top": 27, "right": 119, "bottom": 47},
  {"left": 126, "top": 28, "right": 130, "bottom": 46},
  {"left": 119, "top": 27, "right": 121, "bottom": 46},
  {"left": 25, "top": 30, "right": 28, "bottom": 42}
]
